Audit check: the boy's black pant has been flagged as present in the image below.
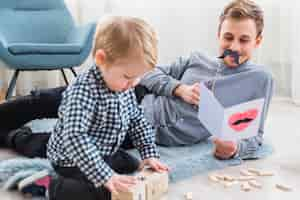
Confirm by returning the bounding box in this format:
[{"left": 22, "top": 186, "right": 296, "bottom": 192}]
[
  {"left": 0, "top": 86, "right": 64, "bottom": 157},
  {"left": 0, "top": 85, "right": 149, "bottom": 157},
  {"left": 49, "top": 149, "right": 140, "bottom": 200},
  {"left": 0, "top": 87, "right": 65, "bottom": 158}
]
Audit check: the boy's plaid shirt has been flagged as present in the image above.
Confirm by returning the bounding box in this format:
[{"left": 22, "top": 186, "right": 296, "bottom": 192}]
[{"left": 47, "top": 65, "right": 159, "bottom": 188}]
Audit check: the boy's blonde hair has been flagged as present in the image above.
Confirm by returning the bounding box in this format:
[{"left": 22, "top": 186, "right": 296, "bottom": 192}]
[
  {"left": 93, "top": 16, "right": 158, "bottom": 68},
  {"left": 219, "top": 0, "right": 264, "bottom": 37}
]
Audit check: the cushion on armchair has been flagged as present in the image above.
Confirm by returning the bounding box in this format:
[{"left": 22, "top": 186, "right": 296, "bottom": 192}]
[{"left": 8, "top": 43, "right": 82, "bottom": 55}]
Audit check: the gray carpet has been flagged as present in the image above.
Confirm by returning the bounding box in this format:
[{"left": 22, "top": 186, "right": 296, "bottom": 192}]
[
  {"left": 26, "top": 119, "right": 273, "bottom": 182},
  {"left": 129, "top": 139, "right": 272, "bottom": 182},
  {"left": 0, "top": 118, "right": 272, "bottom": 199},
  {"left": 0, "top": 139, "right": 272, "bottom": 184}
]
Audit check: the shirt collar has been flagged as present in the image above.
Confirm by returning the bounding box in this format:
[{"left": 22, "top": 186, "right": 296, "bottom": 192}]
[{"left": 91, "top": 64, "right": 121, "bottom": 96}]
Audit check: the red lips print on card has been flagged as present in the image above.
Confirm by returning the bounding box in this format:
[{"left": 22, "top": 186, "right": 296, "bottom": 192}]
[{"left": 228, "top": 109, "right": 258, "bottom": 132}]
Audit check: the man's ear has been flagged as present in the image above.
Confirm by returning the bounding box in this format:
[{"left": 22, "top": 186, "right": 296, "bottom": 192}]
[
  {"left": 94, "top": 49, "right": 106, "bottom": 67},
  {"left": 255, "top": 35, "right": 263, "bottom": 48}
]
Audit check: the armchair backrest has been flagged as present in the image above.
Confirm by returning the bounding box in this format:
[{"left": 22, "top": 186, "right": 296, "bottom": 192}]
[{"left": 0, "top": 0, "right": 75, "bottom": 44}]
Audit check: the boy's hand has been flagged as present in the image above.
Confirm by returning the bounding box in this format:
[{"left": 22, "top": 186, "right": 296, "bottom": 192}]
[
  {"left": 139, "top": 158, "right": 170, "bottom": 173},
  {"left": 104, "top": 174, "right": 137, "bottom": 195},
  {"left": 174, "top": 83, "right": 200, "bottom": 106},
  {"left": 213, "top": 138, "right": 238, "bottom": 159}
]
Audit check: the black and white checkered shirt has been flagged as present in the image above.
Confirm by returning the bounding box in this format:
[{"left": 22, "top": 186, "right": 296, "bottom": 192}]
[{"left": 47, "top": 65, "right": 159, "bottom": 188}]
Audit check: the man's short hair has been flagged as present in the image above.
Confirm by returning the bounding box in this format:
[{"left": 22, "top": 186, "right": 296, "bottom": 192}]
[{"left": 219, "top": 0, "right": 264, "bottom": 37}]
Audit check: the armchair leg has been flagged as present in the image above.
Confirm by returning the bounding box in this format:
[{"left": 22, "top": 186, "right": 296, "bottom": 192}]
[
  {"left": 70, "top": 68, "right": 77, "bottom": 77},
  {"left": 6, "top": 70, "right": 20, "bottom": 100},
  {"left": 60, "top": 69, "right": 69, "bottom": 85}
]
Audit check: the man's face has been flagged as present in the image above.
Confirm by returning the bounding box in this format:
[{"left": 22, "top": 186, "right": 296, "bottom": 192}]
[{"left": 218, "top": 18, "right": 262, "bottom": 68}]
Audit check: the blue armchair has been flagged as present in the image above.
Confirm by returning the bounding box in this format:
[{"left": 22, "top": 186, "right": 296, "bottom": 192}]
[{"left": 0, "top": 0, "right": 96, "bottom": 99}]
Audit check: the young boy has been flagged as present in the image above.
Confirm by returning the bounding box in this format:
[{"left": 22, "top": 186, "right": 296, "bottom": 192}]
[{"left": 26, "top": 16, "right": 168, "bottom": 200}]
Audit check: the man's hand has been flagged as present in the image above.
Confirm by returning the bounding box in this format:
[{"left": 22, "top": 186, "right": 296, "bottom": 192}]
[
  {"left": 174, "top": 83, "right": 200, "bottom": 106},
  {"left": 104, "top": 174, "right": 137, "bottom": 195},
  {"left": 139, "top": 158, "right": 170, "bottom": 173},
  {"left": 213, "top": 138, "right": 238, "bottom": 159}
]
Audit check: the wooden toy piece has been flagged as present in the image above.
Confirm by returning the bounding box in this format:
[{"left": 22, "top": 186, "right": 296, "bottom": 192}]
[
  {"left": 247, "top": 168, "right": 261, "bottom": 176},
  {"left": 111, "top": 179, "right": 146, "bottom": 200},
  {"left": 223, "top": 181, "right": 238, "bottom": 188},
  {"left": 248, "top": 180, "right": 262, "bottom": 189},
  {"left": 208, "top": 174, "right": 219, "bottom": 182},
  {"left": 138, "top": 168, "right": 169, "bottom": 200},
  {"left": 275, "top": 183, "right": 292, "bottom": 192},
  {"left": 223, "top": 175, "right": 235, "bottom": 182},
  {"left": 215, "top": 174, "right": 224, "bottom": 181},
  {"left": 240, "top": 169, "right": 254, "bottom": 176},
  {"left": 241, "top": 182, "right": 251, "bottom": 192},
  {"left": 237, "top": 176, "right": 256, "bottom": 181},
  {"left": 184, "top": 192, "right": 193, "bottom": 200},
  {"left": 258, "top": 171, "right": 274, "bottom": 177}
]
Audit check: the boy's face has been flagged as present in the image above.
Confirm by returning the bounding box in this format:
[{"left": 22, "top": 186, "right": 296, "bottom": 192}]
[
  {"left": 95, "top": 50, "right": 152, "bottom": 92},
  {"left": 218, "top": 18, "right": 262, "bottom": 68}
]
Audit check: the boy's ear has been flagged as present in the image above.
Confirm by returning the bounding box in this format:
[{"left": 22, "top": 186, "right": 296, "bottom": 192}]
[
  {"left": 94, "top": 49, "right": 106, "bottom": 66},
  {"left": 255, "top": 35, "right": 263, "bottom": 48}
]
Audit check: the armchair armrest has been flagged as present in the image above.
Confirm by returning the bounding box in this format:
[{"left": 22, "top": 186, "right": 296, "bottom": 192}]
[{"left": 0, "top": 32, "right": 8, "bottom": 48}]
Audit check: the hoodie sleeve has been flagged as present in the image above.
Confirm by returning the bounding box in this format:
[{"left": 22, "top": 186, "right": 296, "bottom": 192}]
[
  {"left": 235, "top": 70, "right": 274, "bottom": 159},
  {"left": 140, "top": 54, "right": 193, "bottom": 97}
]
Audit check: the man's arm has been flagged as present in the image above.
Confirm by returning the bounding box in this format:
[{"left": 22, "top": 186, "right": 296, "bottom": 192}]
[
  {"left": 213, "top": 70, "right": 274, "bottom": 160},
  {"left": 140, "top": 54, "right": 191, "bottom": 97},
  {"left": 236, "top": 71, "right": 274, "bottom": 159}
]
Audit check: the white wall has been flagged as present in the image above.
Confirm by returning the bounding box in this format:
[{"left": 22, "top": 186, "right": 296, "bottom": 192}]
[
  {"left": 291, "top": 0, "right": 300, "bottom": 104},
  {"left": 78, "top": 0, "right": 225, "bottom": 63},
  {"left": 75, "top": 0, "right": 298, "bottom": 98},
  {"left": 0, "top": 0, "right": 299, "bottom": 100}
]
